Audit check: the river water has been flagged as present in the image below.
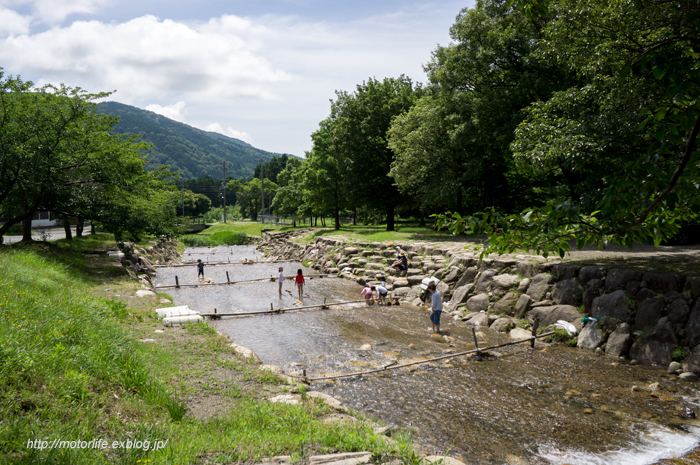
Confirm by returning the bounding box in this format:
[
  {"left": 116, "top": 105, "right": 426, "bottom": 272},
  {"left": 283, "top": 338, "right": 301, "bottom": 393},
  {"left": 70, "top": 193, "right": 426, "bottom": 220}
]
[{"left": 155, "top": 246, "right": 700, "bottom": 465}]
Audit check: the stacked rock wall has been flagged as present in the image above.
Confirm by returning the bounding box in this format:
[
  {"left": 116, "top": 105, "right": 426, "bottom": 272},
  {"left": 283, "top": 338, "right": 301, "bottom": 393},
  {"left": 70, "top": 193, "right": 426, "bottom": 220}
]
[{"left": 258, "top": 233, "right": 700, "bottom": 376}]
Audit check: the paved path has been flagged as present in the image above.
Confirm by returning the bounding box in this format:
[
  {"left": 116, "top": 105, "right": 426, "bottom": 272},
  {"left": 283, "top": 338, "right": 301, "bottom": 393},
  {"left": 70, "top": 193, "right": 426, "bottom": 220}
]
[{"left": 2, "top": 227, "right": 80, "bottom": 245}]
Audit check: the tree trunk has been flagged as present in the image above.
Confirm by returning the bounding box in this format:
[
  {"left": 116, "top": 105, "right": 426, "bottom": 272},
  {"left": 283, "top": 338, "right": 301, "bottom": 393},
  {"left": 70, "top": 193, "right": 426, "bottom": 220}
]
[
  {"left": 76, "top": 218, "right": 84, "bottom": 237},
  {"left": 353, "top": 208, "right": 357, "bottom": 226},
  {"left": 334, "top": 190, "right": 340, "bottom": 230},
  {"left": 63, "top": 216, "right": 72, "bottom": 241},
  {"left": 419, "top": 209, "right": 426, "bottom": 227},
  {"left": 386, "top": 204, "right": 395, "bottom": 231},
  {"left": 22, "top": 216, "right": 32, "bottom": 242},
  {"left": 91, "top": 222, "right": 96, "bottom": 235}
]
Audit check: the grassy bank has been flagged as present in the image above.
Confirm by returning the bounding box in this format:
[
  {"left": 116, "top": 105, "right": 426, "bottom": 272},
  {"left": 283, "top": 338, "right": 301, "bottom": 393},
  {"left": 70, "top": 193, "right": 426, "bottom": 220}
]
[{"left": 0, "top": 236, "right": 410, "bottom": 465}]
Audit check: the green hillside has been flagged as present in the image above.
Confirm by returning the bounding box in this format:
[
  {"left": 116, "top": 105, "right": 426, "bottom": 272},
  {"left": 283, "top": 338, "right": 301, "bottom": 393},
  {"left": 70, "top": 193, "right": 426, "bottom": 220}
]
[{"left": 97, "top": 101, "right": 282, "bottom": 179}]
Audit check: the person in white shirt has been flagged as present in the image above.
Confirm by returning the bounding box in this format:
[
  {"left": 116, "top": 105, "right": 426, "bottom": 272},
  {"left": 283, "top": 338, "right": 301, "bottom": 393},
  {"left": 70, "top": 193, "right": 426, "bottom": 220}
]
[{"left": 278, "top": 267, "right": 284, "bottom": 296}]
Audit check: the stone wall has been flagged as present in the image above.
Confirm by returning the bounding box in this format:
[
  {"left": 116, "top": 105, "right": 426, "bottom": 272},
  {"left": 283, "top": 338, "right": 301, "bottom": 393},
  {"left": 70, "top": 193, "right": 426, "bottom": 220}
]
[{"left": 258, "top": 232, "right": 700, "bottom": 377}]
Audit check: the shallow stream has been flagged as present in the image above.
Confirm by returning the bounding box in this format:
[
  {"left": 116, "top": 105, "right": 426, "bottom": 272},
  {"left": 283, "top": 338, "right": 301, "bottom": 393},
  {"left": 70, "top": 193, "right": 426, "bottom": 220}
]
[{"left": 155, "top": 246, "right": 700, "bottom": 465}]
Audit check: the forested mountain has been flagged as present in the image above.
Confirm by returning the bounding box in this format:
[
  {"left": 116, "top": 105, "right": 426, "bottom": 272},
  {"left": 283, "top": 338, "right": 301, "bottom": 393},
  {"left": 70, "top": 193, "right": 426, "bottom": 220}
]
[{"left": 97, "top": 101, "right": 283, "bottom": 179}]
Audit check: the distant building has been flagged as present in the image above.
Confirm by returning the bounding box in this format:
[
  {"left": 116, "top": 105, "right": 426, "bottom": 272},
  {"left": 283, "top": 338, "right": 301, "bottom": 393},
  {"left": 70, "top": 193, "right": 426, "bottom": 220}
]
[{"left": 0, "top": 211, "right": 58, "bottom": 228}]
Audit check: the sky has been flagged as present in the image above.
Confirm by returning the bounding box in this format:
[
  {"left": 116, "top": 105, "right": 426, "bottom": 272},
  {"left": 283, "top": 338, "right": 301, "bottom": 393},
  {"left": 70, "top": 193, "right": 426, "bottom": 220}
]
[{"left": 0, "top": 0, "right": 474, "bottom": 156}]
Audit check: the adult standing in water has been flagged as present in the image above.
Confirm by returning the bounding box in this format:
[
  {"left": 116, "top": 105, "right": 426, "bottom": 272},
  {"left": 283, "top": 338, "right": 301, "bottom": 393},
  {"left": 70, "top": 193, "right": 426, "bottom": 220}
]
[
  {"left": 295, "top": 269, "right": 305, "bottom": 299},
  {"left": 278, "top": 267, "right": 284, "bottom": 297},
  {"left": 197, "top": 259, "right": 205, "bottom": 281},
  {"left": 427, "top": 282, "right": 442, "bottom": 333}
]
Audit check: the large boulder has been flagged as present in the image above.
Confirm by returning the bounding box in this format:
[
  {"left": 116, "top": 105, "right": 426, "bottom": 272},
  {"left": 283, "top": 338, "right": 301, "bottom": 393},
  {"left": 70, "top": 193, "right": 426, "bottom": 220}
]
[
  {"left": 449, "top": 283, "right": 474, "bottom": 310},
  {"left": 552, "top": 279, "right": 583, "bottom": 306},
  {"left": 476, "top": 269, "right": 498, "bottom": 292},
  {"left": 526, "top": 273, "right": 554, "bottom": 302},
  {"left": 634, "top": 297, "right": 665, "bottom": 331},
  {"left": 466, "top": 312, "right": 490, "bottom": 327},
  {"left": 455, "top": 267, "right": 478, "bottom": 288},
  {"left": 605, "top": 269, "right": 643, "bottom": 293},
  {"left": 642, "top": 271, "right": 684, "bottom": 294},
  {"left": 510, "top": 327, "right": 532, "bottom": 340},
  {"left": 491, "top": 317, "right": 516, "bottom": 333},
  {"left": 635, "top": 287, "right": 657, "bottom": 303},
  {"left": 685, "top": 301, "right": 700, "bottom": 346},
  {"left": 552, "top": 264, "right": 578, "bottom": 281},
  {"left": 466, "top": 293, "right": 490, "bottom": 312},
  {"left": 629, "top": 317, "right": 678, "bottom": 367},
  {"left": 606, "top": 323, "right": 632, "bottom": 357},
  {"left": 493, "top": 292, "right": 520, "bottom": 316},
  {"left": 516, "top": 261, "right": 540, "bottom": 278},
  {"left": 392, "top": 287, "right": 412, "bottom": 297},
  {"left": 577, "top": 323, "right": 604, "bottom": 350},
  {"left": 579, "top": 266, "right": 605, "bottom": 286},
  {"left": 492, "top": 274, "right": 521, "bottom": 291},
  {"left": 591, "top": 289, "right": 630, "bottom": 321},
  {"left": 513, "top": 294, "right": 532, "bottom": 318},
  {"left": 583, "top": 279, "right": 604, "bottom": 313},
  {"left": 393, "top": 278, "right": 410, "bottom": 288},
  {"left": 437, "top": 281, "right": 450, "bottom": 296},
  {"left": 684, "top": 275, "right": 700, "bottom": 298},
  {"left": 668, "top": 298, "right": 690, "bottom": 328},
  {"left": 443, "top": 266, "right": 462, "bottom": 283},
  {"left": 683, "top": 345, "right": 700, "bottom": 375},
  {"left": 527, "top": 305, "right": 581, "bottom": 328}
]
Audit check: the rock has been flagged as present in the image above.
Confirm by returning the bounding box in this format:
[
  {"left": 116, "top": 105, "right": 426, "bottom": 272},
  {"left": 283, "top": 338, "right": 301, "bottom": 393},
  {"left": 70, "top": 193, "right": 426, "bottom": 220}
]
[
  {"left": 664, "top": 291, "right": 682, "bottom": 304},
  {"left": 423, "top": 456, "right": 467, "bottom": 465},
  {"left": 552, "top": 279, "right": 583, "bottom": 306},
  {"left": 577, "top": 323, "right": 604, "bottom": 350},
  {"left": 466, "top": 294, "right": 490, "bottom": 312},
  {"left": 430, "top": 333, "right": 444, "bottom": 342},
  {"left": 443, "top": 266, "right": 461, "bottom": 283},
  {"left": 492, "top": 274, "right": 521, "bottom": 290},
  {"left": 476, "top": 269, "right": 498, "bottom": 292},
  {"left": 635, "top": 297, "right": 665, "bottom": 331},
  {"left": 437, "top": 281, "right": 450, "bottom": 296},
  {"left": 516, "top": 260, "right": 540, "bottom": 278},
  {"left": 626, "top": 281, "right": 641, "bottom": 297},
  {"left": 642, "top": 271, "right": 684, "bottom": 294},
  {"left": 552, "top": 264, "right": 578, "bottom": 281},
  {"left": 308, "top": 452, "right": 373, "bottom": 465},
  {"left": 493, "top": 292, "right": 520, "bottom": 316},
  {"left": 517, "top": 278, "right": 530, "bottom": 293},
  {"left": 636, "top": 287, "right": 658, "bottom": 303},
  {"left": 629, "top": 317, "right": 678, "bottom": 367},
  {"left": 343, "top": 247, "right": 359, "bottom": 256},
  {"left": 668, "top": 298, "right": 690, "bottom": 327},
  {"left": 530, "top": 300, "right": 553, "bottom": 308},
  {"left": 527, "top": 305, "right": 581, "bottom": 328},
  {"left": 135, "top": 290, "right": 156, "bottom": 298},
  {"left": 509, "top": 327, "right": 532, "bottom": 340},
  {"left": 579, "top": 265, "right": 606, "bottom": 286},
  {"left": 466, "top": 312, "right": 490, "bottom": 327},
  {"left": 393, "top": 278, "right": 410, "bottom": 288},
  {"left": 605, "top": 269, "right": 643, "bottom": 293},
  {"left": 490, "top": 317, "right": 516, "bottom": 333},
  {"left": 269, "top": 394, "right": 300, "bottom": 405},
  {"left": 392, "top": 287, "right": 411, "bottom": 297},
  {"left": 513, "top": 294, "right": 532, "bottom": 318},
  {"left": 455, "top": 267, "right": 478, "bottom": 288},
  {"left": 682, "top": 406, "right": 697, "bottom": 418},
  {"left": 685, "top": 301, "right": 700, "bottom": 346},
  {"left": 407, "top": 275, "right": 424, "bottom": 286},
  {"left": 606, "top": 323, "right": 632, "bottom": 358},
  {"left": 591, "top": 289, "right": 630, "bottom": 322},
  {"left": 583, "top": 278, "right": 604, "bottom": 313},
  {"left": 407, "top": 343, "right": 416, "bottom": 349},
  {"left": 448, "top": 284, "right": 474, "bottom": 310},
  {"left": 360, "top": 344, "right": 372, "bottom": 351},
  {"left": 526, "top": 273, "right": 554, "bottom": 302},
  {"left": 682, "top": 345, "right": 700, "bottom": 374},
  {"left": 230, "top": 343, "right": 261, "bottom": 362},
  {"left": 684, "top": 275, "right": 700, "bottom": 298},
  {"left": 668, "top": 361, "right": 682, "bottom": 373},
  {"left": 679, "top": 372, "right": 700, "bottom": 382}
]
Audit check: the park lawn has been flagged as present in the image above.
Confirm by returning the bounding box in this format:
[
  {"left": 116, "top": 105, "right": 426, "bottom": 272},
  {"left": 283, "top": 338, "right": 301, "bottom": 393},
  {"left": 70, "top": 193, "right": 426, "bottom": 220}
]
[
  {"left": 203, "top": 222, "right": 293, "bottom": 237},
  {"left": 0, "top": 236, "right": 408, "bottom": 465},
  {"left": 295, "top": 224, "right": 475, "bottom": 245}
]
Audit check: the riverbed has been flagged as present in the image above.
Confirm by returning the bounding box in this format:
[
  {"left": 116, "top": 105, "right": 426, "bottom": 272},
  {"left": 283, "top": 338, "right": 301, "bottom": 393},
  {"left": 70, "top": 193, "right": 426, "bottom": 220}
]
[{"left": 155, "top": 246, "right": 700, "bottom": 465}]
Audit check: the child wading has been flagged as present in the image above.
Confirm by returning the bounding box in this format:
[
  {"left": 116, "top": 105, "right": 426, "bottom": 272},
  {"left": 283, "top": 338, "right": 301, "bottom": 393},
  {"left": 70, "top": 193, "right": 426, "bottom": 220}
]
[
  {"left": 295, "top": 269, "right": 305, "bottom": 299},
  {"left": 197, "top": 259, "right": 205, "bottom": 281},
  {"left": 278, "top": 267, "right": 284, "bottom": 297},
  {"left": 360, "top": 285, "right": 373, "bottom": 305},
  {"left": 375, "top": 284, "right": 388, "bottom": 305},
  {"left": 427, "top": 282, "right": 442, "bottom": 333}
]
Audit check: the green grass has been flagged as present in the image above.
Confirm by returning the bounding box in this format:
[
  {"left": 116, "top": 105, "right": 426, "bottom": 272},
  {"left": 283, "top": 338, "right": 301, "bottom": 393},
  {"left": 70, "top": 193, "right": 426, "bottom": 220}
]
[
  {"left": 297, "top": 224, "right": 472, "bottom": 244},
  {"left": 181, "top": 231, "right": 249, "bottom": 247},
  {"left": 204, "top": 222, "right": 292, "bottom": 236},
  {"left": 0, "top": 241, "right": 409, "bottom": 464}
]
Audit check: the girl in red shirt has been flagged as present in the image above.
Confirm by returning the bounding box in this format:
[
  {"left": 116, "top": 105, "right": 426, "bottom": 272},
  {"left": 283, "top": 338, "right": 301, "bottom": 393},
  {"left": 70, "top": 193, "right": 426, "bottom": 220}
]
[{"left": 295, "top": 269, "right": 305, "bottom": 299}]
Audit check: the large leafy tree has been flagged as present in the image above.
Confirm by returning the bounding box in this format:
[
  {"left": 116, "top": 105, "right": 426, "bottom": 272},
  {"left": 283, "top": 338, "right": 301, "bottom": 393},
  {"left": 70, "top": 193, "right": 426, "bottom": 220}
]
[
  {"left": 329, "top": 76, "right": 421, "bottom": 231},
  {"left": 438, "top": 0, "right": 700, "bottom": 257},
  {"left": 0, "top": 70, "right": 177, "bottom": 242}
]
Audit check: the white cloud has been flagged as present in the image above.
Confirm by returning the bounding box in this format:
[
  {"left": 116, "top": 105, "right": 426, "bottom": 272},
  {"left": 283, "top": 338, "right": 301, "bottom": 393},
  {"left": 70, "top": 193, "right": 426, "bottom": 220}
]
[
  {"left": 205, "top": 123, "right": 254, "bottom": 145},
  {"left": 31, "top": 0, "right": 108, "bottom": 24},
  {"left": 146, "top": 101, "right": 187, "bottom": 122},
  {"left": 0, "top": 6, "right": 30, "bottom": 36}
]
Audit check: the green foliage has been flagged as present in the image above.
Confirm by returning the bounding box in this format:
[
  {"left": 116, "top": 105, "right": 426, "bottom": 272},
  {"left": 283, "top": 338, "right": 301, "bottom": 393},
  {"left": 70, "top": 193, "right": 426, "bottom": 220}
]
[
  {"left": 672, "top": 346, "right": 688, "bottom": 363},
  {"left": 97, "top": 101, "right": 279, "bottom": 179}
]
